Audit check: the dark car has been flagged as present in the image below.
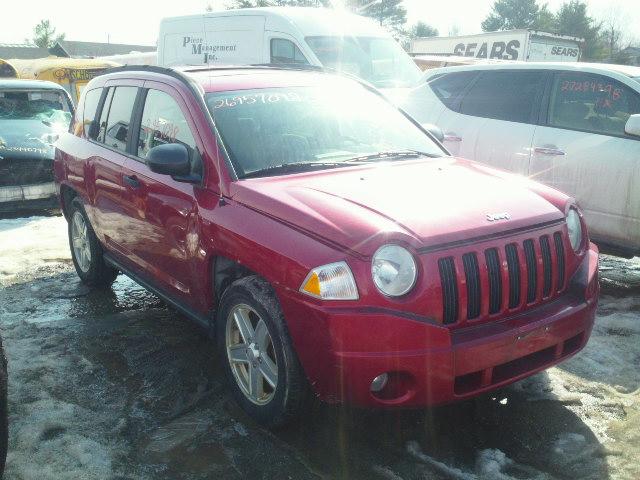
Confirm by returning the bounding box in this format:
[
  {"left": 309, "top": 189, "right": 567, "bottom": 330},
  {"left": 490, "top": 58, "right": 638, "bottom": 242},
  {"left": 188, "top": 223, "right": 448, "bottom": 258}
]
[
  {"left": 0, "top": 79, "right": 73, "bottom": 211},
  {"left": 54, "top": 66, "right": 599, "bottom": 428}
]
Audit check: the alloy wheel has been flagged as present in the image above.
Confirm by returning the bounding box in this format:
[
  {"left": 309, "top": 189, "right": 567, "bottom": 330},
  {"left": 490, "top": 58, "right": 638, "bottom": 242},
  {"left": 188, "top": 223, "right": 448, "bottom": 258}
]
[
  {"left": 226, "top": 304, "right": 278, "bottom": 405},
  {"left": 71, "top": 211, "right": 92, "bottom": 273}
]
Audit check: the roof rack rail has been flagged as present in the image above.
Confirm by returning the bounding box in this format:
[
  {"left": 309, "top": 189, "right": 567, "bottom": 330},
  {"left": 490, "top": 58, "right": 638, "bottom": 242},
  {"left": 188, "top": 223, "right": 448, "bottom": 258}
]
[
  {"left": 101, "top": 62, "right": 373, "bottom": 92},
  {"left": 101, "top": 64, "right": 196, "bottom": 84}
]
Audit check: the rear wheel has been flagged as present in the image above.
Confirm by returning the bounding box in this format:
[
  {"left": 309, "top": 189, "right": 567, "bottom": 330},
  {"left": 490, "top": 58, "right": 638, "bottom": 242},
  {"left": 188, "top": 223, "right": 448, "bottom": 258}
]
[
  {"left": 68, "top": 198, "right": 118, "bottom": 286},
  {"left": 217, "top": 276, "right": 308, "bottom": 428}
]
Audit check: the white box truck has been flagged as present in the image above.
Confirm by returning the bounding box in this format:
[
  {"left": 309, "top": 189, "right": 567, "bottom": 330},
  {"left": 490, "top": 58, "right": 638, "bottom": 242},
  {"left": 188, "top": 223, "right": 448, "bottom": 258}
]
[
  {"left": 157, "top": 7, "right": 423, "bottom": 90},
  {"left": 410, "top": 30, "right": 583, "bottom": 63}
]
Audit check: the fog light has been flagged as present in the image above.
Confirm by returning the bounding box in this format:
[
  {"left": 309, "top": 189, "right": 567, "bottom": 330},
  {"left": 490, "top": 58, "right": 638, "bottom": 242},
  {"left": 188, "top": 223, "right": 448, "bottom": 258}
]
[{"left": 370, "top": 373, "right": 389, "bottom": 393}]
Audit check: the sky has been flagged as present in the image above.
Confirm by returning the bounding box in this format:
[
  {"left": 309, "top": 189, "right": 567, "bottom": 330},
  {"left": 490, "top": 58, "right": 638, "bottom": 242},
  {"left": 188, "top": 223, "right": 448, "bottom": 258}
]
[{"left": 2, "top": 0, "right": 638, "bottom": 47}]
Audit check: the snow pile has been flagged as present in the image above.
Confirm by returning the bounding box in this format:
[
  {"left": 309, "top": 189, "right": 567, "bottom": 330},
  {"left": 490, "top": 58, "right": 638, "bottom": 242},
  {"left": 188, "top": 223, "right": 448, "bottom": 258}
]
[
  {"left": 551, "top": 433, "right": 586, "bottom": 457},
  {"left": 406, "top": 441, "right": 546, "bottom": 480},
  {"left": 475, "top": 449, "right": 514, "bottom": 479},
  {"left": 407, "top": 441, "right": 475, "bottom": 480},
  {"left": 2, "top": 321, "right": 121, "bottom": 480},
  {"left": 0, "top": 215, "right": 70, "bottom": 285}
]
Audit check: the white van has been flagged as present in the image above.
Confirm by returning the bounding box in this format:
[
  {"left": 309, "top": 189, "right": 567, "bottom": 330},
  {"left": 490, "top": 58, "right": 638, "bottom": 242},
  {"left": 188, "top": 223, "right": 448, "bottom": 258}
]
[
  {"left": 400, "top": 62, "right": 640, "bottom": 257},
  {"left": 157, "top": 7, "right": 423, "bottom": 90}
]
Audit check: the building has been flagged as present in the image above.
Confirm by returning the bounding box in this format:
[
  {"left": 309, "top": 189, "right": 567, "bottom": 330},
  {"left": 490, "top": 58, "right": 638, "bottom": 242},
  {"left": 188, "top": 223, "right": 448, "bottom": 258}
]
[
  {"left": 0, "top": 40, "right": 155, "bottom": 60},
  {"left": 0, "top": 43, "right": 49, "bottom": 60},
  {"left": 617, "top": 46, "right": 640, "bottom": 66},
  {"left": 48, "top": 40, "right": 156, "bottom": 58}
]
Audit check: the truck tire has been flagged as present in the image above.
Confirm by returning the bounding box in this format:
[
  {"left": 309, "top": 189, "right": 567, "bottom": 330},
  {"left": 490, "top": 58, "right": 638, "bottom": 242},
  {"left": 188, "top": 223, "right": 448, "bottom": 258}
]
[
  {"left": 216, "top": 276, "right": 308, "bottom": 428},
  {"left": 68, "top": 197, "right": 118, "bottom": 287}
]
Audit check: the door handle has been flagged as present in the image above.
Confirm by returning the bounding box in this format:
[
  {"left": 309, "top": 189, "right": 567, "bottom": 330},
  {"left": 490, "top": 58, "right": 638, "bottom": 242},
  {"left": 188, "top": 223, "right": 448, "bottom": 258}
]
[
  {"left": 444, "top": 133, "right": 462, "bottom": 142},
  {"left": 124, "top": 175, "right": 141, "bottom": 189},
  {"left": 534, "top": 146, "right": 566, "bottom": 156}
]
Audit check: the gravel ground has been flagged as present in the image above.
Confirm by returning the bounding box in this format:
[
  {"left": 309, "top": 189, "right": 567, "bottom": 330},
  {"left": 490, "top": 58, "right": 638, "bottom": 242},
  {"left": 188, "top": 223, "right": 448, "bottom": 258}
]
[{"left": 0, "top": 214, "right": 638, "bottom": 480}]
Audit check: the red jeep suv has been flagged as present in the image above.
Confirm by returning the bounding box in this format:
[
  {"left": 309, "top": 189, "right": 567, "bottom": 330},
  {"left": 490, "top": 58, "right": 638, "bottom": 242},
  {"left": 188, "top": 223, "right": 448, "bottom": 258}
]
[{"left": 54, "top": 66, "right": 599, "bottom": 427}]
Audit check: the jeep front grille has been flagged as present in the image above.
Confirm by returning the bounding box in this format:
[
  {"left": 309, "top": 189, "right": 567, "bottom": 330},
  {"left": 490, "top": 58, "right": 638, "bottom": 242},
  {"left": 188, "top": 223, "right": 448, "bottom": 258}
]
[{"left": 438, "top": 231, "right": 568, "bottom": 325}]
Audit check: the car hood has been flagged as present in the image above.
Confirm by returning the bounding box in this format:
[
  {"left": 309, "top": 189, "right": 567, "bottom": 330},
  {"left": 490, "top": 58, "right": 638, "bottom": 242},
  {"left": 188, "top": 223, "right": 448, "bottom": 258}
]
[
  {"left": 229, "top": 158, "right": 567, "bottom": 256},
  {"left": 0, "top": 119, "right": 55, "bottom": 161}
]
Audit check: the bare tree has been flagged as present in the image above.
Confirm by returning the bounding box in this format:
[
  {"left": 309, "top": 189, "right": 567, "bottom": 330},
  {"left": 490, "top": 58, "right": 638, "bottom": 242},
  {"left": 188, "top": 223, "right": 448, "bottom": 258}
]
[{"left": 600, "top": 7, "right": 628, "bottom": 61}]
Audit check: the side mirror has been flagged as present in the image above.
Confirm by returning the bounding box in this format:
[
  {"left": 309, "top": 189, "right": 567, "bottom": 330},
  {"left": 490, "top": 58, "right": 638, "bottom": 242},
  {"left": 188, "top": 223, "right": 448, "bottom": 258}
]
[
  {"left": 146, "top": 143, "right": 191, "bottom": 177},
  {"left": 625, "top": 114, "right": 640, "bottom": 137},
  {"left": 115, "top": 125, "right": 128, "bottom": 142},
  {"left": 421, "top": 123, "right": 444, "bottom": 143}
]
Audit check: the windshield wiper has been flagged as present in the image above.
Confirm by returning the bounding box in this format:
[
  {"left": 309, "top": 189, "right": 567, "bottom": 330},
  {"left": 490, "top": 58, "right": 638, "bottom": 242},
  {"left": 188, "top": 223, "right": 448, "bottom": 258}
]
[
  {"left": 242, "top": 161, "right": 360, "bottom": 179},
  {"left": 348, "top": 150, "right": 439, "bottom": 163}
]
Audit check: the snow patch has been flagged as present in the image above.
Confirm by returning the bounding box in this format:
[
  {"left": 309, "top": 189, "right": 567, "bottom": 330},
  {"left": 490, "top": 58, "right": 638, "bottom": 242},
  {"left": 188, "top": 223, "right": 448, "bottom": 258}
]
[
  {"left": 0, "top": 215, "right": 70, "bottom": 285},
  {"left": 551, "top": 433, "right": 586, "bottom": 456},
  {"left": 475, "top": 449, "right": 514, "bottom": 478}
]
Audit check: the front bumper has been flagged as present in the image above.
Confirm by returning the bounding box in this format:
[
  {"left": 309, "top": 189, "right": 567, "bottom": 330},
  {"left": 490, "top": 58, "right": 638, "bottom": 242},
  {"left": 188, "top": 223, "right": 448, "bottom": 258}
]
[
  {"left": 0, "top": 182, "right": 57, "bottom": 207},
  {"left": 279, "top": 243, "right": 599, "bottom": 408}
]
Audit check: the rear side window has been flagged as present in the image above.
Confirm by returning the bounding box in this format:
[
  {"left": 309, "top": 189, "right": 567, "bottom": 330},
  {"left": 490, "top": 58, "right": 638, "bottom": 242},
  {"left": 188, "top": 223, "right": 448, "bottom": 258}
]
[
  {"left": 459, "top": 71, "right": 545, "bottom": 123},
  {"left": 83, "top": 88, "right": 102, "bottom": 139},
  {"left": 270, "top": 39, "right": 309, "bottom": 65},
  {"left": 137, "top": 89, "right": 197, "bottom": 159},
  {"left": 98, "top": 86, "right": 138, "bottom": 153},
  {"left": 428, "top": 72, "right": 478, "bottom": 110},
  {"left": 548, "top": 72, "right": 640, "bottom": 137}
]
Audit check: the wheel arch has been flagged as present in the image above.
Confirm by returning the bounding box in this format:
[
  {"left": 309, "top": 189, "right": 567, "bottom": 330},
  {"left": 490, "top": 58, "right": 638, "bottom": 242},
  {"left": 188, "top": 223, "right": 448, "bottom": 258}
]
[
  {"left": 59, "top": 184, "right": 78, "bottom": 220},
  {"left": 212, "top": 255, "right": 260, "bottom": 309}
]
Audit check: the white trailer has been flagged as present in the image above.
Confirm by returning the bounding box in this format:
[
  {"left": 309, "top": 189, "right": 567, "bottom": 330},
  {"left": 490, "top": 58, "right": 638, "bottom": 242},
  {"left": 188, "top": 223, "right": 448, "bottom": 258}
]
[{"left": 411, "top": 30, "right": 583, "bottom": 63}]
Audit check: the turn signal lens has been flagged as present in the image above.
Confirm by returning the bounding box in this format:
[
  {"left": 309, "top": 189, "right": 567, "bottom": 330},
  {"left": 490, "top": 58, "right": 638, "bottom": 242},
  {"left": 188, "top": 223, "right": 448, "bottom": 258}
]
[{"left": 300, "top": 261, "right": 359, "bottom": 300}]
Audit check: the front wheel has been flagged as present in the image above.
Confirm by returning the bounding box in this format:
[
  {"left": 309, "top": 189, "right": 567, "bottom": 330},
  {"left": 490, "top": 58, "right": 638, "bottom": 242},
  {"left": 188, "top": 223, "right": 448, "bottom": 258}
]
[
  {"left": 68, "top": 198, "right": 118, "bottom": 287},
  {"left": 217, "top": 276, "right": 308, "bottom": 428}
]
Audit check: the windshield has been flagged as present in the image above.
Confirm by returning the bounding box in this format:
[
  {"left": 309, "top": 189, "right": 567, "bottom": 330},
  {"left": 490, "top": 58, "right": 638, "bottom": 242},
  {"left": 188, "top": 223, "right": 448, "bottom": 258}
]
[
  {"left": 0, "top": 89, "right": 72, "bottom": 130},
  {"left": 305, "top": 36, "right": 422, "bottom": 89},
  {"left": 206, "top": 84, "right": 444, "bottom": 179}
]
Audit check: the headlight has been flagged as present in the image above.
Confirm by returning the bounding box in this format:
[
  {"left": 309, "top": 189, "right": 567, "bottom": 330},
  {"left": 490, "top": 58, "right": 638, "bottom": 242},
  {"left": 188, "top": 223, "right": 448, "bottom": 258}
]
[
  {"left": 566, "top": 208, "right": 583, "bottom": 251},
  {"left": 372, "top": 245, "right": 417, "bottom": 297},
  {"left": 300, "top": 261, "right": 358, "bottom": 300}
]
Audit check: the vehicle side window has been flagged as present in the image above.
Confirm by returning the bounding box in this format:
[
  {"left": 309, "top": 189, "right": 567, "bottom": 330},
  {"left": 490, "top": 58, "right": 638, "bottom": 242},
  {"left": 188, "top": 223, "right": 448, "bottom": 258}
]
[
  {"left": 459, "top": 71, "right": 545, "bottom": 123},
  {"left": 82, "top": 88, "right": 102, "bottom": 139},
  {"left": 270, "top": 39, "right": 309, "bottom": 65},
  {"left": 428, "top": 72, "right": 478, "bottom": 110},
  {"left": 548, "top": 72, "right": 640, "bottom": 137},
  {"left": 98, "top": 86, "right": 138, "bottom": 153},
  {"left": 137, "top": 89, "right": 197, "bottom": 161}
]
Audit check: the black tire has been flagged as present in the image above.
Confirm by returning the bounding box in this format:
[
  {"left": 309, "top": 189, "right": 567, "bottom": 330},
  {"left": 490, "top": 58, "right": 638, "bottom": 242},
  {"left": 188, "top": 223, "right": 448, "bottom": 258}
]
[
  {"left": 68, "top": 197, "right": 118, "bottom": 287},
  {"left": 216, "top": 276, "right": 308, "bottom": 428},
  {"left": 0, "top": 335, "right": 7, "bottom": 477}
]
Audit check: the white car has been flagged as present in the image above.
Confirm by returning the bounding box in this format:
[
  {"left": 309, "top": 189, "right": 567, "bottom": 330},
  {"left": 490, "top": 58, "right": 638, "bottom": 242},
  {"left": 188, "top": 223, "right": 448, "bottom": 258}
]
[{"left": 400, "top": 62, "right": 640, "bottom": 257}]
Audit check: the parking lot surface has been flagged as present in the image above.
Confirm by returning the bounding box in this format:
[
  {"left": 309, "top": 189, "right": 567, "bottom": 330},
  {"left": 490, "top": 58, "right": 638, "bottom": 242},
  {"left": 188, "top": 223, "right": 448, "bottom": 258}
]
[{"left": 0, "top": 214, "right": 638, "bottom": 480}]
